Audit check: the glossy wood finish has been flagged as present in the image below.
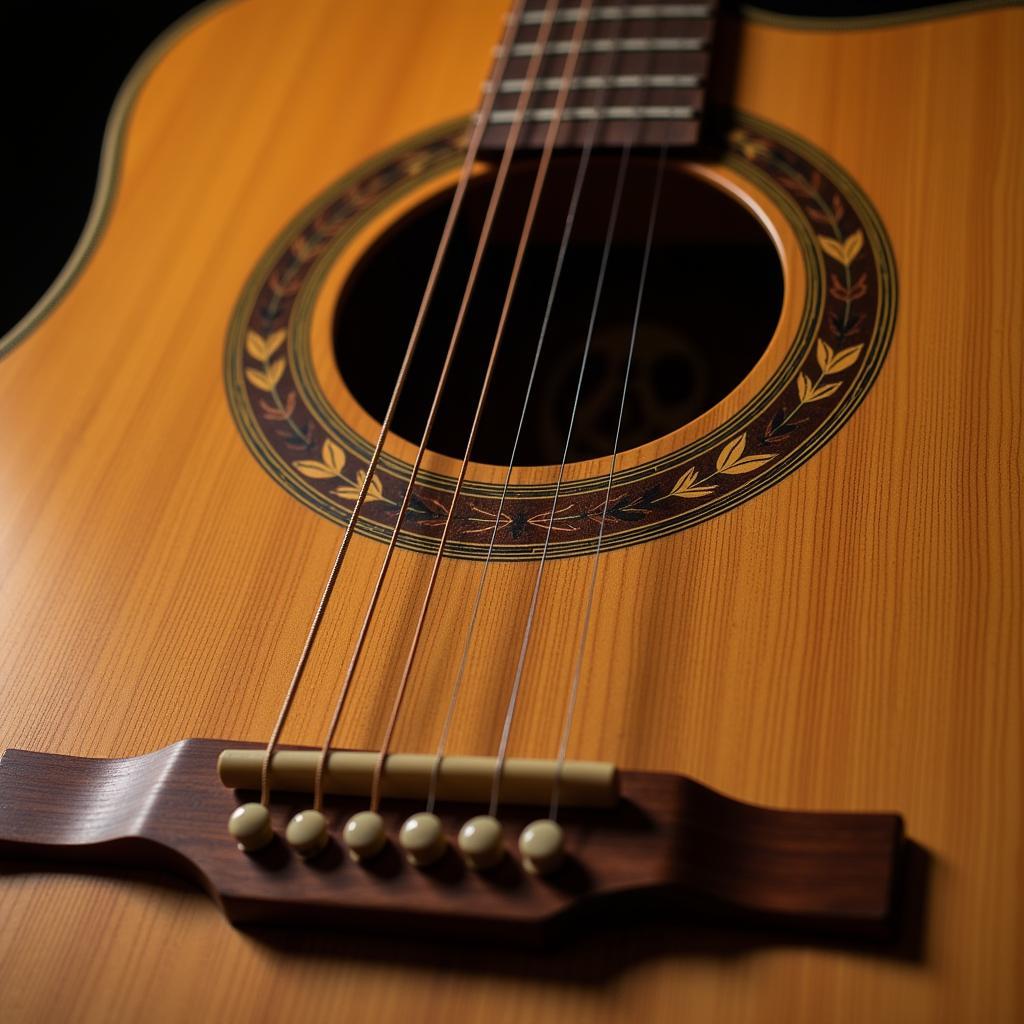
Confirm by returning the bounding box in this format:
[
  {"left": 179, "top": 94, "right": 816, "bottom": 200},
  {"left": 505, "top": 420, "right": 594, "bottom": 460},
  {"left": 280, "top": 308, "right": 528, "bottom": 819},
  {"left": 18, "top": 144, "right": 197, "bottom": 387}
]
[
  {"left": 0, "top": 740, "right": 903, "bottom": 938},
  {"left": 0, "top": 1, "right": 1021, "bottom": 1021}
]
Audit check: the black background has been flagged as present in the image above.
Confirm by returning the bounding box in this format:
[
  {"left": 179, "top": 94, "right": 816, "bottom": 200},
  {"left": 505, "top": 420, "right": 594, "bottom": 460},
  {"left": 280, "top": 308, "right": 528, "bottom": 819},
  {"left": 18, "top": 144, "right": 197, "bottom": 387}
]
[{"left": 1, "top": 0, "right": 944, "bottom": 336}]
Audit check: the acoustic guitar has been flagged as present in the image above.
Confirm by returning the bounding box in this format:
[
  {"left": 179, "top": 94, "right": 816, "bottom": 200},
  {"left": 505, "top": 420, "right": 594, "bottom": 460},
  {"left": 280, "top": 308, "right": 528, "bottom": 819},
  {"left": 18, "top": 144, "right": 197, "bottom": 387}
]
[{"left": 1, "top": 0, "right": 1021, "bottom": 1020}]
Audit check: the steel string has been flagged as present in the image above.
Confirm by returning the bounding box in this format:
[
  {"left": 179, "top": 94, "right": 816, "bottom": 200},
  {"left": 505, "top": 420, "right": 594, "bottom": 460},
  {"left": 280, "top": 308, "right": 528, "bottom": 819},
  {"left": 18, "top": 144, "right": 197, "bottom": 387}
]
[
  {"left": 369, "top": 0, "right": 596, "bottom": 815},
  {"left": 550, "top": 140, "right": 669, "bottom": 820},
  {"left": 485, "top": 139, "right": 633, "bottom": 817},
  {"left": 487, "top": 36, "right": 672, "bottom": 820},
  {"left": 256, "top": 1, "right": 528, "bottom": 806},
  {"left": 424, "top": 11, "right": 628, "bottom": 817},
  {"left": 310, "top": 0, "right": 563, "bottom": 812},
  {"left": 423, "top": 140, "right": 593, "bottom": 814}
]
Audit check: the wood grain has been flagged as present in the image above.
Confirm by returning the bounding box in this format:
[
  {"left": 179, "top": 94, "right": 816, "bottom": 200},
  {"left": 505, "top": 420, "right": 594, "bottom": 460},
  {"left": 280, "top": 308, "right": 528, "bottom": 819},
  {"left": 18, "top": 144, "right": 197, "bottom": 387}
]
[{"left": 0, "top": 1, "right": 1021, "bottom": 1021}]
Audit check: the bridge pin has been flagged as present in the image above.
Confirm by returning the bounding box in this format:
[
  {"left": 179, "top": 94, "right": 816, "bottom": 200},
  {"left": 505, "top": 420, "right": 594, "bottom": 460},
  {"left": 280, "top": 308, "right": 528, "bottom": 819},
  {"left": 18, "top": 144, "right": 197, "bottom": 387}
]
[
  {"left": 228, "top": 802, "right": 273, "bottom": 853},
  {"left": 285, "top": 809, "right": 329, "bottom": 859},
  {"left": 398, "top": 812, "right": 446, "bottom": 867},
  {"left": 518, "top": 819, "right": 565, "bottom": 875},
  {"left": 457, "top": 815, "right": 505, "bottom": 870},
  {"left": 343, "top": 810, "right": 387, "bottom": 862}
]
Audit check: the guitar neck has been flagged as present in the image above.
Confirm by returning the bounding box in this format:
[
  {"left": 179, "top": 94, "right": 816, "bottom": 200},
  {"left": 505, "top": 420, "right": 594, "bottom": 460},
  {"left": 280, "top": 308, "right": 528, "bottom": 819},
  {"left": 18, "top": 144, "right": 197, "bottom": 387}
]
[{"left": 478, "top": 0, "right": 718, "bottom": 154}]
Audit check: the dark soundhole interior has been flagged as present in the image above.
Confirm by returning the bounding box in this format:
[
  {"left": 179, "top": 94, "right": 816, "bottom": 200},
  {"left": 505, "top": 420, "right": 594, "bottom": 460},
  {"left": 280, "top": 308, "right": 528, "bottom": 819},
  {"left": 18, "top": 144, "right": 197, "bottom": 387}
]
[{"left": 332, "top": 157, "right": 783, "bottom": 467}]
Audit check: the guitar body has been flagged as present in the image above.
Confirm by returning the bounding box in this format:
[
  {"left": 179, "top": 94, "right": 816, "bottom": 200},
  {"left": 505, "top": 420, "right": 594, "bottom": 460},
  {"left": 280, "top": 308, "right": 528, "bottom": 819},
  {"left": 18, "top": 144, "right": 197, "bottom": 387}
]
[{"left": 1, "top": 1, "right": 1021, "bottom": 1020}]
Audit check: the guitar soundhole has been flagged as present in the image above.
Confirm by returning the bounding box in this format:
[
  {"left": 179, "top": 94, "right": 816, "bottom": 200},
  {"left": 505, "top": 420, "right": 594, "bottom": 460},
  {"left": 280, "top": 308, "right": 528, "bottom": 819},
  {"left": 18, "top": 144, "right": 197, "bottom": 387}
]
[{"left": 332, "top": 156, "right": 783, "bottom": 467}]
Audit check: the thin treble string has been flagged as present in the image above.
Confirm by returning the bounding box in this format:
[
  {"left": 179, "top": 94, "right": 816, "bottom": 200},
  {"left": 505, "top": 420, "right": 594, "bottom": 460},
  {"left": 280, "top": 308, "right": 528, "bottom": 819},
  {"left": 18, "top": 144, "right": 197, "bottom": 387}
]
[
  {"left": 256, "top": 0, "right": 527, "bottom": 807},
  {"left": 426, "top": 12, "right": 627, "bottom": 817},
  {"left": 369, "top": 0, "right": 596, "bottom": 816},
  {"left": 488, "top": 139, "right": 634, "bottom": 819},
  {"left": 491, "top": 27, "right": 673, "bottom": 821},
  {"left": 310, "top": 0, "right": 562, "bottom": 813},
  {"left": 550, "top": 140, "right": 669, "bottom": 821}
]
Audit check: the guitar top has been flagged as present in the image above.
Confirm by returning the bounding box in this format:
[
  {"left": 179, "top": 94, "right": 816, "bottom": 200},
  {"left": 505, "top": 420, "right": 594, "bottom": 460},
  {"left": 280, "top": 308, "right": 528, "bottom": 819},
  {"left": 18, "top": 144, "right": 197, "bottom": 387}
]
[{"left": 0, "top": 1, "right": 1021, "bottom": 1021}]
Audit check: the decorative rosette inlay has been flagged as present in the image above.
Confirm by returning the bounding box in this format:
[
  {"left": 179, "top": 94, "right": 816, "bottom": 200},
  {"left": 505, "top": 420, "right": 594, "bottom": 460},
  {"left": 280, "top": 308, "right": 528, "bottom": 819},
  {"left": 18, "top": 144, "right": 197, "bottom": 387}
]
[{"left": 225, "top": 114, "right": 896, "bottom": 561}]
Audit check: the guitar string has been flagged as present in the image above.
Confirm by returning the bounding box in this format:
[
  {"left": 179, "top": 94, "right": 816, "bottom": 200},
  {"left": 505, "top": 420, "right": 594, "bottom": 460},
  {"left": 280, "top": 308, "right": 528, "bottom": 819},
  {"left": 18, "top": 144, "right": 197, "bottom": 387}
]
[
  {"left": 547, "top": 16, "right": 692, "bottom": 817},
  {"left": 550, "top": 139, "right": 669, "bottom": 821},
  {"left": 310, "top": 0, "right": 562, "bottom": 812},
  {"left": 424, "top": 11, "right": 627, "bottom": 817},
  {"left": 487, "top": 139, "right": 632, "bottom": 818},
  {"left": 256, "top": 0, "right": 528, "bottom": 807},
  {"left": 368, "top": 0, "right": 595, "bottom": 815},
  {"left": 488, "top": 41, "right": 667, "bottom": 820}
]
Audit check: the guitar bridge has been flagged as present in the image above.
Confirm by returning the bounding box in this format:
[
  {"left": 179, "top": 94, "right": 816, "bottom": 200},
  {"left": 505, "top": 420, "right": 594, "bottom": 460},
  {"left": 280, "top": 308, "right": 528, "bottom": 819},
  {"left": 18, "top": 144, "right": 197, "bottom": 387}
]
[{"left": 0, "top": 739, "right": 904, "bottom": 943}]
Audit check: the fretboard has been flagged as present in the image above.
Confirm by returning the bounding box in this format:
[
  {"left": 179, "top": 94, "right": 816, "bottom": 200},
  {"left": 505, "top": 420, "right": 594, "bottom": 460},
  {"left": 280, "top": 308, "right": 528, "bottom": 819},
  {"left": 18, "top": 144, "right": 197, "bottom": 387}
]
[{"left": 478, "top": 0, "right": 718, "bottom": 153}]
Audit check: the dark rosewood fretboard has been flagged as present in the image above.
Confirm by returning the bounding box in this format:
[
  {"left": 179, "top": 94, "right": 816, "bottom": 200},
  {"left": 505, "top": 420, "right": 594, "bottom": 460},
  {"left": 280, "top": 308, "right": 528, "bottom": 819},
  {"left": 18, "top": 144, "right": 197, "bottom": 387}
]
[{"left": 479, "top": 0, "right": 718, "bottom": 153}]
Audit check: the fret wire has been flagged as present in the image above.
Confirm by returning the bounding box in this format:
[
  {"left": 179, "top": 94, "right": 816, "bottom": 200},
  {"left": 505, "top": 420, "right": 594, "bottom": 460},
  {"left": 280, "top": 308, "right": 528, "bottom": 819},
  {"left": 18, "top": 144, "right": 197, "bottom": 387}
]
[
  {"left": 487, "top": 105, "right": 695, "bottom": 123},
  {"left": 489, "top": 73, "right": 702, "bottom": 92},
  {"left": 501, "top": 37, "right": 707, "bottom": 56},
  {"left": 518, "top": 3, "right": 712, "bottom": 23}
]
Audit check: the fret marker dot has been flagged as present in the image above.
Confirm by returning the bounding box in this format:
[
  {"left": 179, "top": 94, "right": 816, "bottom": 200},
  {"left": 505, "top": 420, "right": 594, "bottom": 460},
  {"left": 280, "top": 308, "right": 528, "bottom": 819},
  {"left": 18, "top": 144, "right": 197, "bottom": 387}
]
[
  {"left": 399, "top": 812, "right": 446, "bottom": 867},
  {"left": 285, "top": 809, "right": 328, "bottom": 859},
  {"left": 228, "top": 802, "right": 273, "bottom": 853},
  {"left": 519, "top": 819, "right": 565, "bottom": 875},
  {"left": 458, "top": 815, "right": 505, "bottom": 870},
  {"left": 343, "top": 810, "right": 386, "bottom": 862}
]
